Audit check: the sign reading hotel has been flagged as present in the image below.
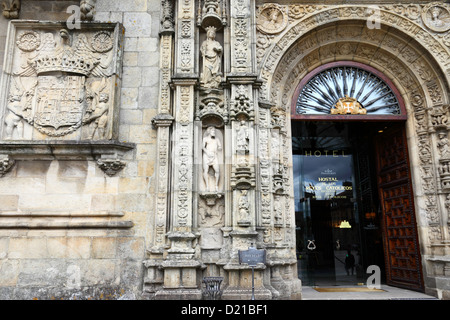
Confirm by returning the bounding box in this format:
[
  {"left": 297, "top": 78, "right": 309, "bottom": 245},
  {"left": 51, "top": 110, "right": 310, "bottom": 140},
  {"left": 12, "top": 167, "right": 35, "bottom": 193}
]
[{"left": 302, "top": 150, "right": 353, "bottom": 200}]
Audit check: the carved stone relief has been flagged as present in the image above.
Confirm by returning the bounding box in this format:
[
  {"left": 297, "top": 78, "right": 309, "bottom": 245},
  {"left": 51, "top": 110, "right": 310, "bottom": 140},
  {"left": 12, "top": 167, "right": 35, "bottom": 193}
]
[
  {"left": 422, "top": 2, "right": 450, "bottom": 33},
  {"left": 0, "top": 22, "right": 123, "bottom": 141},
  {"left": 256, "top": 3, "right": 288, "bottom": 35}
]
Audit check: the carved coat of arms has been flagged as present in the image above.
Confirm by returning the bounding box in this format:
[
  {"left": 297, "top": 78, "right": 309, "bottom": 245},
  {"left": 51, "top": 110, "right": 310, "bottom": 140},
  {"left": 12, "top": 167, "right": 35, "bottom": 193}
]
[
  {"left": 331, "top": 95, "right": 367, "bottom": 115},
  {"left": 1, "top": 22, "right": 122, "bottom": 140}
]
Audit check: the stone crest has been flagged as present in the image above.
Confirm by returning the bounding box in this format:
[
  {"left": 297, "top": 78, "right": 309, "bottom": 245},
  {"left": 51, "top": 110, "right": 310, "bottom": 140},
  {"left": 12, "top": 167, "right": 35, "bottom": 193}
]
[{"left": 0, "top": 21, "right": 123, "bottom": 141}]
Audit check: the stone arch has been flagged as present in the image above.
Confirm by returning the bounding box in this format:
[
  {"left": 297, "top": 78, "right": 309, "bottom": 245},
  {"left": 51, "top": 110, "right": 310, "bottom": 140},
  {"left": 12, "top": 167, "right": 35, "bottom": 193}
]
[
  {"left": 256, "top": 6, "right": 450, "bottom": 288},
  {"left": 258, "top": 6, "right": 450, "bottom": 107}
]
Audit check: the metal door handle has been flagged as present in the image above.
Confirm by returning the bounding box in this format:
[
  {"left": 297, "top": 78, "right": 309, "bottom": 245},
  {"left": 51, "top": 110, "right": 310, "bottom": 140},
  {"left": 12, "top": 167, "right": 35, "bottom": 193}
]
[{"left": 307, "top": 240, "right": 316, "bottom": 251}]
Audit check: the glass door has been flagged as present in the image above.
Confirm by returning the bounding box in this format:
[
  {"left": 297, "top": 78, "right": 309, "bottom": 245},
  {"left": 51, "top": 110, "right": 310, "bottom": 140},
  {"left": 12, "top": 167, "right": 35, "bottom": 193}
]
[{"left": 294, "top": 122, "right": 363, "bottom": 286}]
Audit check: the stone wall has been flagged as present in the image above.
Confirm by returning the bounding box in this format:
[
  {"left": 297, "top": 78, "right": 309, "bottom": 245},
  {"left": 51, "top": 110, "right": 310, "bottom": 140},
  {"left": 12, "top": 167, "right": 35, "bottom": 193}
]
[{"left": 0, "top": 0, "right": 160, "bottom": 299}]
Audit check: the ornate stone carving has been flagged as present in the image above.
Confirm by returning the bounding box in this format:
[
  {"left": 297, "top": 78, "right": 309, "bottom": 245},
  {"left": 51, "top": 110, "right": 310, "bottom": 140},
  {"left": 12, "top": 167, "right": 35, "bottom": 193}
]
[
  {"left": 422, "top": 3, "right": 450, "bottom": 33},
  {"left": 1, "top": 22, "right": 123, "bottom": 141},
  {"left": 161, "top": 0, "right": 175, "bottom": 34},
  {"left": 229, "top": 85, "right": 254, "bottom": 121},
  {"left": 256, "top": 3, "right": 288, "bottom": 35},
  {"left": 198, "top": 0, "right": 226, "bottom": 30},
  {"left": 96, "top": 158, "right": 126, "bottom": 177},
  {"left": 200, "top": 26, "right": 223, "bottom": 89},
  {"left": 0, "top": 155, "right": 14, "bottom": 177},
  {"left": 199, "top": 197, "right": 224, "bottom": 227},
  {"left": 80, "top": 0, "right": 96, "bottom": 21},
  {"left": 231, "top": 156, "right": 255, "bottom": 190},
  {"left": 196, "top": 93, "right": 227, "bottom": 123},
  {"left": 1, "top": 0, "right": 20, "bottom": 19}
]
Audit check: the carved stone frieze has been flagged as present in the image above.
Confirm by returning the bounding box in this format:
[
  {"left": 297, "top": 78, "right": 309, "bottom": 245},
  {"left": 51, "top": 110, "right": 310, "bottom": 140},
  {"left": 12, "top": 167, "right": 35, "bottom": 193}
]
[{"left": 0, "top": 21, "right": 123, "bottom": 141}]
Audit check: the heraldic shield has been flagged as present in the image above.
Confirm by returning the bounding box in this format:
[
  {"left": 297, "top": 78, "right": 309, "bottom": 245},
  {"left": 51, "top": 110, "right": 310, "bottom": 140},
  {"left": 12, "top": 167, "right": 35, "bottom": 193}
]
[{"left": 0, "top": 21, "right": 123, "bottom": 141}]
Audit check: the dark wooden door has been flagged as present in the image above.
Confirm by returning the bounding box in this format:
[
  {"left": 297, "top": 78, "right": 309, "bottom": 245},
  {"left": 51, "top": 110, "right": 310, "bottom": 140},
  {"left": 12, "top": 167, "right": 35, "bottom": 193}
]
[{"left": 375, "top": 126, "right": 424, "bottom": 292}]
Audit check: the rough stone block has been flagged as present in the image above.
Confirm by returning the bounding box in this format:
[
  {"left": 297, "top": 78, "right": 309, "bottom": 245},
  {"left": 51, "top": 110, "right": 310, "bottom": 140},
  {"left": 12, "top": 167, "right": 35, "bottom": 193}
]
[
  {"left": 0, "top": 195, "right": 19, "bottom": 211},
  {"left": 92, "top": 237, "right": 117, "bottom": 259}
]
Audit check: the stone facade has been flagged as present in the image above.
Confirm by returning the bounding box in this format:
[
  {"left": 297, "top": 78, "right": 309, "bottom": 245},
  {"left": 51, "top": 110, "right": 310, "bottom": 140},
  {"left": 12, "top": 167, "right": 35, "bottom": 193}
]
[{"left": 0, "top": 0, "right": 448, "bottom": 300}]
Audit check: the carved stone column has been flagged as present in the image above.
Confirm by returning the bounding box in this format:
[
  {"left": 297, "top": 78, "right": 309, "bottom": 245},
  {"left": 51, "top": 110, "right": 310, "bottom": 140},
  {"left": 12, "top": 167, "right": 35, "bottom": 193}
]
[{"left": 152, "top": 0, "right": 203, "bottom": 299}]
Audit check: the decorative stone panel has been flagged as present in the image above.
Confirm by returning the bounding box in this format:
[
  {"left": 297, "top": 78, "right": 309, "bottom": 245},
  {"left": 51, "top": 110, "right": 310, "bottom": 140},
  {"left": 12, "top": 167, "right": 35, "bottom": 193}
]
[{"left": 0, "top": 20, "right": 134, "bottom": 176}]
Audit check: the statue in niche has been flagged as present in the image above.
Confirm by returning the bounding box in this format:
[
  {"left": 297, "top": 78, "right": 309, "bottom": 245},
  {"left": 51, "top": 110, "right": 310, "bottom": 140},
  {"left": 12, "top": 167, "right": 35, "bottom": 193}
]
[
  {"left": 200, "top": 26, "right": 223, "bottom": 89},
  {"left": 236, "top": 121, "right": 249, "bottom": 153},
  {"left": 438, "top": 131, "right": 450, "bottom": 159},
  {"left": 202, "top": 126, "right": 222, "bottom": 192},
  {"left": 238, "top": 190, "right": 250, "bottom": 224}
]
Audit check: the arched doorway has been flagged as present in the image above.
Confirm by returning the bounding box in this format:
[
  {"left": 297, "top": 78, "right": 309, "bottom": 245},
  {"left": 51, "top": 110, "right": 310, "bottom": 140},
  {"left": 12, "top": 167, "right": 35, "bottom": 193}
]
[{"left": 291, "top": 62, "right": 424, "bottom": 291}]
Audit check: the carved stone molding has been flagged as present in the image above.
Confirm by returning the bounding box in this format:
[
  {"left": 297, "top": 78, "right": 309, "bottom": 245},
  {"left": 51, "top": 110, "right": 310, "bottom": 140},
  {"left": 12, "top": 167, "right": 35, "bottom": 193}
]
[
  {"left": 0, "top": 140, "right": 134, "bottom": 177},
  {"left": 0, "top": 154, "right": 14, "bottom": 177}
]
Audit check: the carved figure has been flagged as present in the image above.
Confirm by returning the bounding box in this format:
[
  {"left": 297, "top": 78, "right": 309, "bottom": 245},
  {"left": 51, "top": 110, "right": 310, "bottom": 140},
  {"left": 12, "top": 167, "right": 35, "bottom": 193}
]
[
  {"left": 200, "top": 26, "right": 223, "bottom": 88},
  {"left": 236, "top": 121, "right": 249, "bottom": 152},
  {"left": 238, "top": 190, "right": 250, "bottom": 221},
  {"left": 4, "top": 94, "right": 23, "bottom": 139},
  {"left": 202, "top": 126, "right": 222, "bottom": 192},
  {"left": 83, "top": 92, "right": 109, "bottom": 139}
]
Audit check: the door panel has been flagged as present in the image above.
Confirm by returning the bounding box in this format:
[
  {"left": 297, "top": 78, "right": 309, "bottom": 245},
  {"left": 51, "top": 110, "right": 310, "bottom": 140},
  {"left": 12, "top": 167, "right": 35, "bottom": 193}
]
[{"left": 375, "top": 126, "right": 424, "bottom": 292}]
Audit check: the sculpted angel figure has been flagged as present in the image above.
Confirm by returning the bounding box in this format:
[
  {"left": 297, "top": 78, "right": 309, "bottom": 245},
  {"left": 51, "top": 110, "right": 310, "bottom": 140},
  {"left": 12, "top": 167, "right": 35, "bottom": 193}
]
[
  {"left": 200, "top": 26, "right": 223, "bottom": 88},
  {"left": 202, "top": 126, "right": 222, "bottom": 192}
]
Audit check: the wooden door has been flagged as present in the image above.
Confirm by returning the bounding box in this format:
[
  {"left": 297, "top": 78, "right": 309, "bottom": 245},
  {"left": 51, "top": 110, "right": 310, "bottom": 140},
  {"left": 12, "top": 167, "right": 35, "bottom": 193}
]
[{"left": 375, "top": 126, "right": 424, "bottom": 292}]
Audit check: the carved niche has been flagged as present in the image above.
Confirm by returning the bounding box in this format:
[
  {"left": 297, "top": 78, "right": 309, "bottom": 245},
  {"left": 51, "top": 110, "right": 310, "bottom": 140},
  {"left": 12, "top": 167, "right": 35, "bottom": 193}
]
[{"left": 0, "top": 21, "right": 123, "bottom": 142}]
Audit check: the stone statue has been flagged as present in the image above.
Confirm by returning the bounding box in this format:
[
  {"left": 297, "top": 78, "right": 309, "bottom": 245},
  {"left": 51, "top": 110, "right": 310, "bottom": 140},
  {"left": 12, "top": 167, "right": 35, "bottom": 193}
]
[
  {"left": 200, "top": 26, "right": 223, "bottom": 89},
  {"left": 202, "top": 126, "right": 222, "bottom": 192},
  {"left": 236, "top": 121, "right": 249, "bottom": 152}
]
